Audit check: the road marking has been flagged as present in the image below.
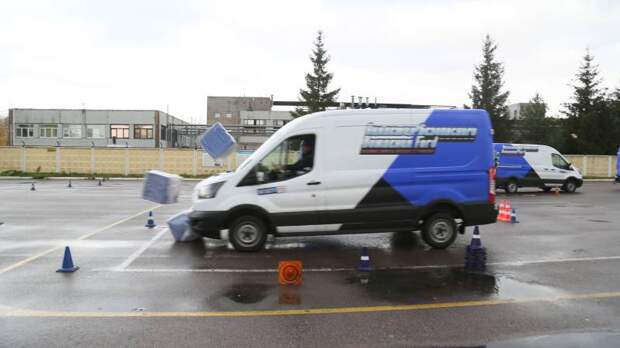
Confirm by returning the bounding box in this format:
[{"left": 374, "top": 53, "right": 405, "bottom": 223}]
[
  {"left": 114, "top": 255, "right": 620, "bottom": 273},
  {"left": 0, "top": 205, "right": 162, "bottom": 275},
  {"left": 1, "top": 291, "right": 619, "bottom": 318},
  {"left": 115, "top": 227, "right": 168, "bottom": 271}
]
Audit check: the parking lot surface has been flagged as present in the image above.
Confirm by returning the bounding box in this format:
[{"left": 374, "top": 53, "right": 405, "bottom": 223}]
[{"left": 1, "top": 180, "right": 620, "bottom": 347}]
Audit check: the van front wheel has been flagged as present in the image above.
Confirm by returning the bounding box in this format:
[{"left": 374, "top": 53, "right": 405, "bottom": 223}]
[
  {"left": 421, "top": 213, "right": 457, "bottom": 249},
  {"left": 229, "top": 215, "right": 267, "bottom": 252},
  {"left": 562, "top": 179, "right": 577, "bottom": 193}
]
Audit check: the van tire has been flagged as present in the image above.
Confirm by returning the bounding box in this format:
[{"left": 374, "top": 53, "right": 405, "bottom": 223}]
[
  {"left": 562, "top": 179, "right": 577, "bottom": 193},
  {"left": 542, "top": 187, "right": 552, "bottom": 192},
  {"left": 421, "top": 212, "right": 457, "bottom": 249},
  {"left": 504, "top": 179, "right": 518, "bottom": 194},
  {"left": 229, "top": 215, "right": 267, "bottom": 252}
]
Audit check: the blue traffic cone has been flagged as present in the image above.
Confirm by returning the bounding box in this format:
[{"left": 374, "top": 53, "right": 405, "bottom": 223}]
[
  {"left": 145, "top": 211, "right": 156, "bottom": 228},
  {"left": 510, "top": 208, "right": 519, "bottom": 224},
  {"left": 357, "top": 247, "right": 372, "bottom": 272},
  {"left": 67, "top": 179, "right": 72, "bottom": 188},
  {"left": 468, "top": 226, "right": 482, "bottom": 250},
  {"left": 30, "top": 182, "right": 36, "bottom": 191},
  {"left": 56, "top": 246, "right": 80, "bottom": 273}
]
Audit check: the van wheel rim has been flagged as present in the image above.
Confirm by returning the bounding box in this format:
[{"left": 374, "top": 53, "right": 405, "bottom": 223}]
[
  {"left": 430, "top": 221, "right": 452, "bottom": 242},
  {"left": 237, "top": 224, "right": 259, "bottom": 245},
  {"left": 508, "top": 183, "right": 517, "bottom": 192},
  {"left": 567, "top": 182, "right": 575, "bottom": 191}
]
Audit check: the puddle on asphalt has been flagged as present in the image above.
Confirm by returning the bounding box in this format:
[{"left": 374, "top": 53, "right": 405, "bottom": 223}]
[
  {"left": 346, "top": 268, "right": 564, "bottom": 304},
  {"left": 221, "top": 283, "right": 272, "bottom": 304}
]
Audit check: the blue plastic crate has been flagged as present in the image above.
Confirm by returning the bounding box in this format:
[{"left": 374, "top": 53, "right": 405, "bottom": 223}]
[
  {"left": 142, "top": 170, "right": 182, "bottom": 204},
  {"left": 167, "top": 209, "right": 200, "bottom": 242},
  {"left": 199, "top": 122, "right": 236, "bottom": 159}
]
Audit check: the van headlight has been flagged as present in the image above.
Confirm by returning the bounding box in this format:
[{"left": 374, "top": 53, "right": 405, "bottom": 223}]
[{"left": 197, "top": 181, "right": 225, "bottom": 199}]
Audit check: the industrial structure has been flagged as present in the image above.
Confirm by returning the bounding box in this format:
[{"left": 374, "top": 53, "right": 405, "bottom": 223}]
[
  {"left": 7, "top": 97, "right": 452, "bottom": 150},
  {"left": 7, "top": 108, "right": 190, "bottom": 148}
]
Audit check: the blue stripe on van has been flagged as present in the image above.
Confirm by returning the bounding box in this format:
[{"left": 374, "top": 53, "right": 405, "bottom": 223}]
[
  {"left": 494, "top": 143, "right": 534, "bottom": 180},
  {"left": 380, "top": 109, "right": 493, "bottom": 206}
]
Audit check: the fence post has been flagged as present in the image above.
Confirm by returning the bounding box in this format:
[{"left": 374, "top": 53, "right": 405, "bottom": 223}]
[
  {"left": 124, "top": 148, "right": 129, "bottom": 176},
  {"left": 159, "top": 148, "right": 164, "bottom": 170},
  {"left": 21, "top": 146, "right": 26, "bottom": 172},
  {"left": 91, "top": 147, "right": 95, "bottom": 174},
  {"left": 582, "top": 156, "right": 588, "bottom": 176},
  {"left": 56, "top": 147, "right": 61, "bottom": 174},
  {"left": 608, "top": 156, "right": 612, "bottom": 177},
  {"left": 192, "top": 149, "right": 197, "bottom": 176}
]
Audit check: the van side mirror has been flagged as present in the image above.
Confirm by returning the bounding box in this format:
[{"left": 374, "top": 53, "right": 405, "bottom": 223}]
[{"left": 256, "top": 171, "right": 265, "bottom": 183}]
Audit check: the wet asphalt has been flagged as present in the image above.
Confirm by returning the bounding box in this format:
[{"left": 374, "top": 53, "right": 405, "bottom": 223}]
[{"left": 1, "top": 180, "right": 620, "bottom": 347}]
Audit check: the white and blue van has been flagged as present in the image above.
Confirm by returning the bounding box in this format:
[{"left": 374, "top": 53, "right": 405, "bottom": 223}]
[
  {"left": 189, "top": 109, "right": 498, "bottom": 251},
  {"left": 494, "top": 143, "right": 583, "bottom": 193}
]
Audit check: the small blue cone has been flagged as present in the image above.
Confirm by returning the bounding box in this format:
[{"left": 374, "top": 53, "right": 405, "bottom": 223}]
[
  {"left": 510, "top": 208, "right": 519, "bottom": 224},
  {"left": 357, "top": 247, "right": 372, "bottom": 272},
  {"left": 57, "top": 246, "right": 79, "bottom": 273},
  {"left": 30, "top": 183, "right": 36, "bottom": 191},
  {"left": 468, "top": 226, "right": 482, "bottom": 250},
  {"left": 67, "top": 179, "right": 72, "bottom": 188},
  {"left": 145, "top": 211, "right": 156, "bottom": 228}
]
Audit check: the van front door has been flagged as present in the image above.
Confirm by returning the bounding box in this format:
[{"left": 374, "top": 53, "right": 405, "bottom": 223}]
[
  {"left": 238, "top": 132, "right": 326, "bottom": 234},
  {"left": 537, "top": 153, "right": 570, "bottom": 185}
]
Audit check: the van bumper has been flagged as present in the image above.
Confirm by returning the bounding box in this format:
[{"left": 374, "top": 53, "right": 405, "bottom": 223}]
[
  {"left": 188, "top": 210, "right": 226, "bottom": 239},
  {"left": 461, "top": 202, "right": 497, "bottom": 226}
]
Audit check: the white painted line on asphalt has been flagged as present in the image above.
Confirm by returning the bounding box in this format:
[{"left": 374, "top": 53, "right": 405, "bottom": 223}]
[
  {"left": 0, "top": 205, "right": 162, "bottom": 275},
  {"left": 114, "top": 227, "right": 168, "bottom": 271},
  {"left": 112, "top": 254, "right": 620, "bottom": 273}
]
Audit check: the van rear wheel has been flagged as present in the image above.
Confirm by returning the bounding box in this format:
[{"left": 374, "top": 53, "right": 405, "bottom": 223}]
[
  {"left": 505, "top": 179, "right": 518, "bottom": 194},
  {"left": 229, "top": 215, "right": 267, "bottom": 252},
  {"left": 421, "top": 212, "right": 457, "bottom": 249}
]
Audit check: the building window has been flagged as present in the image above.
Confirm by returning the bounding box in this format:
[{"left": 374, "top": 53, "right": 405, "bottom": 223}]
[
  {"left": 63, "top": 124, "right": 83, "bottom": 138},
  {"left": 225, "top": 113, "right": 232, "bottom": 118},
  {"left": 87, "top": 125, "right": 106, "bottom": 138},
  {"left": 16, "top": 124, "right": 34, "bottom": 137},
  {"left": 274, "top": 120, "right": 287, "bottom": 127},
  {"left": 214, "top": 113, "right": 221, "bottom": 119},
  {"left": 110, "top": 124, "right": 129, "bottom": 139},
  {"left": 134, "top": 125, "right": 153, "bottom": 139},
  {"left": 243, "top": 119, "right": 266, "bottom": 126},
  {"left": 39, "top": 124, "right": 58, "bottom": 138},
  {"left": 160, "top": 125, "right": 167, "bottom": 140}
]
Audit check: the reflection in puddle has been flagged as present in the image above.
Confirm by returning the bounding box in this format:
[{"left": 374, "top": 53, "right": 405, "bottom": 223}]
[
  {"left": 347, "top": 269, "right": 564, "bottom": 304},
  {"left": 278, "top": 286, "right": 302, "bottom": 305}
]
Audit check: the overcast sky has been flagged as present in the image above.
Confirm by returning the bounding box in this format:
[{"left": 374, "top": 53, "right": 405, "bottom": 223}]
[{"left": 1, "top": 0, "right": 619, "bottom": 122}]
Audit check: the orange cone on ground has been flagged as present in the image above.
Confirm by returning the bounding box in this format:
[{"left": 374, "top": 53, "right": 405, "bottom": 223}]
[
  {"left": 497, "top": 200, "right": 512, "bottom": 222},
  {"left": 278, "top": 261, "right": 302, "bottom": 286}
]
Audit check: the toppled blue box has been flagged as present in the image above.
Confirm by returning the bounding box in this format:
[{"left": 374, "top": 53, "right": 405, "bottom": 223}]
[
  {"left": 199, "top": 122, "right": 236, "bottom": 159},
  {"left": 142, "top": 170, "right": 182, "bottom": 204},
  {"left": 167, "top": 210, "right": 200, "bottom": 242}
]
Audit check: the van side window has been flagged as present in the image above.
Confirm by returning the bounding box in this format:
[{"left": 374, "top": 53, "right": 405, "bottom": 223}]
[
  {"left": 239, "top": 134, "right": 315, "bottom": 186},
  {"left": 551, "top": 153, "right": 570, "bottom": 170}
]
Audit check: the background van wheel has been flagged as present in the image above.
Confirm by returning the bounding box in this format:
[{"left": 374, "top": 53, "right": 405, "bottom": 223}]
[
  {"left": 504, "top": 179, "right": 518, "bottom": 194},
  {"left": 229, "top": 215, "right": 267, "bottom": 251},
  {"left": 421, "top": 212, "right": 457, "bottom": 249},
  {"left": 562, "top": 179, "right": 577, "bottom": 193}
]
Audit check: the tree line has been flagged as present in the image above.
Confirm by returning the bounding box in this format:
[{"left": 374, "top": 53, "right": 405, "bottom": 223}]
[{"left": 295, "top": 32, "right": 620, "bottom": 155}]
